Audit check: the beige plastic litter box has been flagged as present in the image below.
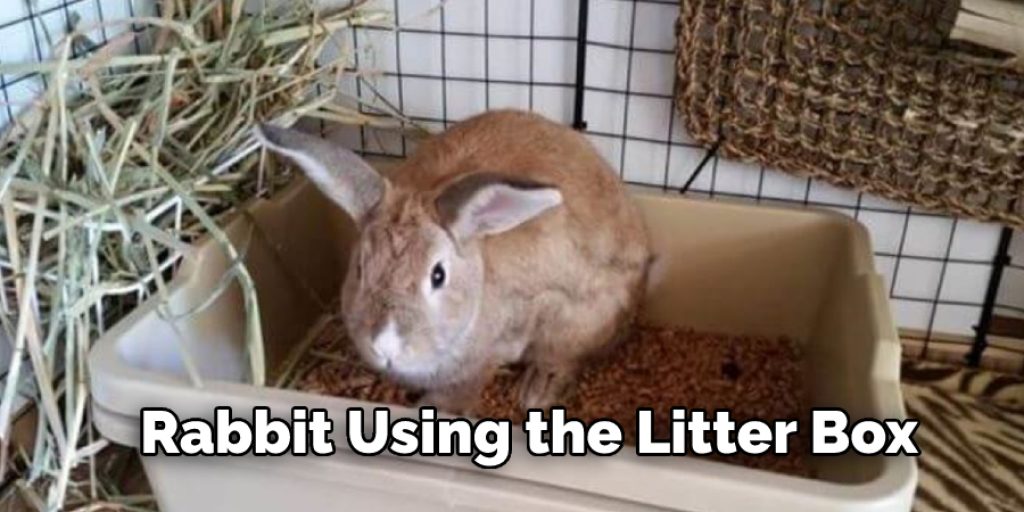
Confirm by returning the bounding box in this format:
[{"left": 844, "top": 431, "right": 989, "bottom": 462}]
[{"left": 89, "top": 176, "right": 916, "bottom": 512}]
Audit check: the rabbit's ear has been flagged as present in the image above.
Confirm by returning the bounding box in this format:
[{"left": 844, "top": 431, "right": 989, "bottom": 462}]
[
  {"left": 436, "top": 173, "right": 562, "bottom": 241},
  {"left": 256, "top": 124, "right": 385, "bottom": 222}
]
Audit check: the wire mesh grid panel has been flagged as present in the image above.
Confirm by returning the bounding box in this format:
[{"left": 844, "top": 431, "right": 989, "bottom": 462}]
[
  {"left": 0, "top": 1, "right": 154, "bottom": 121},
  {"left": 334, "top": 0, "right": 1015, "bottom": 350},
  {"left": 0, "top": 0, "right": 1020, "bottom": 365}
]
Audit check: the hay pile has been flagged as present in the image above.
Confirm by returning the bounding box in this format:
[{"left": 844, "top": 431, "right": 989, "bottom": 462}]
[
  {"left": 0, "top": 1, "right": 399, "bottom": 508},
  {"left": 293, "top": 316, "right": 813, "bottom": 478}
]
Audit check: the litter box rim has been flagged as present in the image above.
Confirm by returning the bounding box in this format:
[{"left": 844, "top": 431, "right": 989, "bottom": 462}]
[{"left": 89, "top": 177, "right": 916, "bottom": 512}]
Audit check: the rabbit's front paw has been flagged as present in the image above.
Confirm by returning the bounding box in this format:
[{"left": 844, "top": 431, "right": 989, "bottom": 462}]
[
  {"left": 416, "top": 391, "right": 467, "bottom": 415},
  {"left": 518, "top": 365, "right": 571, "bottom": 410}
]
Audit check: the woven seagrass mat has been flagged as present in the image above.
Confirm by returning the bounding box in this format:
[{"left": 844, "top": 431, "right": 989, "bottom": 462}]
[{"left": 675, "top": 0, "right": 1024, "bottom": 226}]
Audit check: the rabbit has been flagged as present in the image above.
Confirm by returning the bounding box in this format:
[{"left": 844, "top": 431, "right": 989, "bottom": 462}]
[{"left": 256, "top": 109, "right": 652, "bottom": 413}]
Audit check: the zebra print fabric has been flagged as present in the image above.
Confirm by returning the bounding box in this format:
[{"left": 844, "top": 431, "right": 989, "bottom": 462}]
[{"left": 902, "top": 361, "right": 1024, "bottom": 512}]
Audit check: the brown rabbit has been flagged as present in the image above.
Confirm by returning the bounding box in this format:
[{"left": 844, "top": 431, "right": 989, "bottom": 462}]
[{"left": 256, "top": 109, "right": 651, "bottom": 413}]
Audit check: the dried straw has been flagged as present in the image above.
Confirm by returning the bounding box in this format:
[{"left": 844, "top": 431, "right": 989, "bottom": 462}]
[{"left": 0, "top": 0, "right": 403, "bottom": 509}]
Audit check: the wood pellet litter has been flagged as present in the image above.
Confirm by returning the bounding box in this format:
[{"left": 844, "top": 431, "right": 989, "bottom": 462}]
[{"left": 291, "top": 316, "right": 813, "bottom": 477}]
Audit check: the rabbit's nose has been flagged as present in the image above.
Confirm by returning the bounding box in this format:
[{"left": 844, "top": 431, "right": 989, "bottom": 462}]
[{"left": 371, "top": 318, "right": 403, "bottom": 367}]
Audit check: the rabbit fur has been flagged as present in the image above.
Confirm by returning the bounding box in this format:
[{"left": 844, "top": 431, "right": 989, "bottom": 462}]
[{"left": 256, "top": 109, "right": 651, "bottom": 413}]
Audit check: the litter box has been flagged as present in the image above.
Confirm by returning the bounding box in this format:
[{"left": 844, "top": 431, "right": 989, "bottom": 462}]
[{"left": 89, "top": 174, "right": 917, "bottom": 512}]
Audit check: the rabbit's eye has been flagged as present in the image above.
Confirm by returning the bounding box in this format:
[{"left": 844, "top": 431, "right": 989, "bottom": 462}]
[{"left": 430, "top": 262, "right": 447, "bottom": 290}]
